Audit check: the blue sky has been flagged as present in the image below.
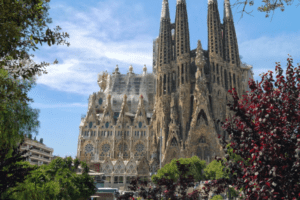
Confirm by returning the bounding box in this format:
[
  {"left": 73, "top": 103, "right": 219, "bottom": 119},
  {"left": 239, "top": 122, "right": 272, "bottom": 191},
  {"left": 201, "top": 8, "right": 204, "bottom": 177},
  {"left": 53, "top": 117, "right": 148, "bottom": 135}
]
[{"left": 27, "top": 0, "right": 300, "bottom": 158}]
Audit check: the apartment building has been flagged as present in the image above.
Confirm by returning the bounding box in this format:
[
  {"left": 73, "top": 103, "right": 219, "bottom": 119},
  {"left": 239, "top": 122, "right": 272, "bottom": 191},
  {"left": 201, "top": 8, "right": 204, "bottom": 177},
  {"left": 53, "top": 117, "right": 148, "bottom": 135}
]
[{"left": 20, "top": 137, "right": 54, "bottom": 166}]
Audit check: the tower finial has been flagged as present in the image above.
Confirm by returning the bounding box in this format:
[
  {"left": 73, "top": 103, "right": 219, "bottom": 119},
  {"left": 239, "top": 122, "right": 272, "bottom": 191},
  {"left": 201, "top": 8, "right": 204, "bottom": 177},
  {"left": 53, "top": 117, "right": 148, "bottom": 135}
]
[
  {"left": 208, "top": 0, "right": 218, "bottom": 5},
  {"left": 161, "top": 0, "right": 170, "bottom": 20},
  {"left": 176, "top": 0, "right": 186, "bottom": 4},
  {"left": 224, "top": 0, "right": 233, "bottom": 20}
]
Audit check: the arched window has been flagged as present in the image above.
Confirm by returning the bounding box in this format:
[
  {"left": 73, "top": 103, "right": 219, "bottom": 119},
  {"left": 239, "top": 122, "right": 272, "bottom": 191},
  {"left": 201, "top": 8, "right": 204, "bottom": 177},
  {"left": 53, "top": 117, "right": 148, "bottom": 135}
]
[
  {"left": 196, "top": 110, "right": 208, "bottom": 126},
  {"left": 196, "top": 147, "right": 202, "bottom": 160},
  {"left": 139, "top": 122, "right": 142, "bottom": 128},
  {"left": 199, "top": 136, "right": 206, "bottom": 143},
  {"left": 105, "top": 122, "right": 109, "bottom": 128},
  {"left": 99, "top": 98, "right": 103, "bottom": 105},
  {"left": 204, "top": 146, "right": 210, "bottom": 161},
  {"left": 89, "top": 122, "right": 93, "bottom": 128},
  {"left": 170, "top": 137, "right": 178, "bottom": 147}
]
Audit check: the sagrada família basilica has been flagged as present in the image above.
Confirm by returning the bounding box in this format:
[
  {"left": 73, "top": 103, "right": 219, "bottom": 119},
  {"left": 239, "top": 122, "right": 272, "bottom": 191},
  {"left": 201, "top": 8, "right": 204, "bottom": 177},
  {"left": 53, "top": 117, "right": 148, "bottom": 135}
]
[{"left": 77, "top": 0, "right": 253, "bottom": 189}]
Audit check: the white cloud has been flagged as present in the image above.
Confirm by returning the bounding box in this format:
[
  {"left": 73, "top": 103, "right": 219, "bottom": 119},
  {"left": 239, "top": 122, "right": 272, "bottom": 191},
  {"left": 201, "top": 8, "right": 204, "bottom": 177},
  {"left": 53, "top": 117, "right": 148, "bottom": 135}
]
[
  {"left": 239, "top": 31, "right": 300, "bottom": 78},
  {"left": 34, "top": 0, "right": 153, "bottom": 95}
]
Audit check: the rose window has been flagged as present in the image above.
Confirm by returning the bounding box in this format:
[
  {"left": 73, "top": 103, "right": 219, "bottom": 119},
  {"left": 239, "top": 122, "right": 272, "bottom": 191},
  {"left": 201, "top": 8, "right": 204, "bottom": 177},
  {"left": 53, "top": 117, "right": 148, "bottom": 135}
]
[
  {"left": 85, "top": 144, "right": 93, "bottom": 153},
  {"left": 135, "top": 144, "right": 144, "bottom": 152},
  {"left": 102, "top": 144, "right": 110, "bottom": 152}
]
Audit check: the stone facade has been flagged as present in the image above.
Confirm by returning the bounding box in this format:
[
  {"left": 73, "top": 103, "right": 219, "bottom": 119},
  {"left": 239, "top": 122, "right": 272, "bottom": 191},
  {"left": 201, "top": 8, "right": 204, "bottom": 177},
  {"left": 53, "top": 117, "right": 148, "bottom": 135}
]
[{"left": 77, "top": 0, "right": 254, "bottom": 189}]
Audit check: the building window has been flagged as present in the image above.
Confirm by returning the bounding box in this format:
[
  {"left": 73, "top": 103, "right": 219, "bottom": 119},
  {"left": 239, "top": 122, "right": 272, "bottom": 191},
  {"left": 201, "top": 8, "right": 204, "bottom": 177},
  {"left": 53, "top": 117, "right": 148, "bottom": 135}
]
[{"left": 119, "top": 176, "right": 123, "bottom": 184}]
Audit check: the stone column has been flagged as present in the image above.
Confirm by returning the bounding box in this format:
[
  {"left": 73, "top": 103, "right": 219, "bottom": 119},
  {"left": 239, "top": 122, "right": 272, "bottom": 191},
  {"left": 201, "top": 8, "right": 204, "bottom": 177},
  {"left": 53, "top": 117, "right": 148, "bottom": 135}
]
[{"left": 166, "top": 73, "right": 169, "bottom": 94}]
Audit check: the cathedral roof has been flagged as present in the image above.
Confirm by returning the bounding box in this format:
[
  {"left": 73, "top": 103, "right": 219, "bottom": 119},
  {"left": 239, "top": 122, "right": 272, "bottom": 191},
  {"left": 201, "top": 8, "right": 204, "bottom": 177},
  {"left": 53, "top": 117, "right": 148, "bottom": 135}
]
[{"left": 103, "top": 71, "right": 155, "bottom": 114}]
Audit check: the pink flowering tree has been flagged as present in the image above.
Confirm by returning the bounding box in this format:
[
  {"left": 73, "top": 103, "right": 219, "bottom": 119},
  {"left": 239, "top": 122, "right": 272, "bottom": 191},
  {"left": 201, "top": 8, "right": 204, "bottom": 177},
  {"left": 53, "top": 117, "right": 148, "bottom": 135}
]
[{"left": 202, "top": 55, "right": 300, "bottom": 200}]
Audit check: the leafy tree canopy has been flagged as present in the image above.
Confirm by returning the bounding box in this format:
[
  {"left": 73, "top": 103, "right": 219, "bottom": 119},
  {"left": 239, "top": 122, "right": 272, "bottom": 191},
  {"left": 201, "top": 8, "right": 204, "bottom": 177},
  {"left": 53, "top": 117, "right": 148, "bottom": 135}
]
[
  {"left": 0, "top": 66, "right": 40, "bottom": 149},
  {"left": 203, "top": 55, "right": 300, "bottom": 200},
  {"left": 0, "top": 0, "right": 70, "bottom": 80},
  {"left": 151, "top": 156, "right": 206, "bottom": 184},
  {"left": 211, "top": 194, "right": 224, "bottom": 200},
  {"left": 0, "top": 138, "right": 37, "bottom": 200},
  {"left": 203, "top": 160, "right": 226, "bottom": 180},
  {"left": 6, "top": 156, "right": 96, "bottom": 200}
]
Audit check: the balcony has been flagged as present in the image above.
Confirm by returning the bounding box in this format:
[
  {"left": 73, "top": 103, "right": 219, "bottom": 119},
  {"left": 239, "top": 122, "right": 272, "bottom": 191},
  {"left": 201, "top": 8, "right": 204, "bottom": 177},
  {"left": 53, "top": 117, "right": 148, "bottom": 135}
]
[{"left": 31, "top": 148, "right": 52, "bottom": 157}]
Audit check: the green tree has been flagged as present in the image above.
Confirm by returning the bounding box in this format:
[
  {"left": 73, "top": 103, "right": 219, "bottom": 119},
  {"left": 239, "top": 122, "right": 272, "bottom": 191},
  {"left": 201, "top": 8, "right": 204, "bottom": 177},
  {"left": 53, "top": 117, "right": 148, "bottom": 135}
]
[
  {"left": 203, "top": 160, "right": 226, "bottom": 180},
  {"left": 0, "top": 67, "right": 42, "bottom": 198},
  {"left": 0, "top": 66, "right": 40, "bottom": 149},
  {"left": 6, "top": 157, "right": 96, "bottom": 200},
  {"left": 0, "top": 0, "right": 70, "bottom": 149},
  {"left": 151, "top": 156, "right": 206, "bottom": 184},
  {"left": 0, "top": 0, "right": 70, "bottom": 79},
  {"left": 0, "top": 138, "right": 37, "bottom": 200},
  {"left": 211, "top": 194, "right": 223, "bottom": 200}
]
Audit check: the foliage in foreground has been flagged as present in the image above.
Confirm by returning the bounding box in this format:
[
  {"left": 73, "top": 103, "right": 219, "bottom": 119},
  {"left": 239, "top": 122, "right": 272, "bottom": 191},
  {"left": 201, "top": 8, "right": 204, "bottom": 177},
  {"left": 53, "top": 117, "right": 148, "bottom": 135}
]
[
  {"left": 0, "top": 67, "right": 40, "bottom": 149},
  {"left": 0, "top": 0, "right": 70, "bottom": 80},
  {"left": 151, "top": 156, "right": 206, "bottom": 184},
  {"left": 231, "top": 0, "right": 297, "bottom": 18},
  {"left": 0, "top": 137, "right": 36, "bottom": 199},
  {"left": 202, "top": 55, "right": 300, "bottom": 199},
  {"left": 5, "top": 156, "right": 96, "bottom": 200},
  {"left": 117, "top": 161, "right": 201, "bottom": 200}
]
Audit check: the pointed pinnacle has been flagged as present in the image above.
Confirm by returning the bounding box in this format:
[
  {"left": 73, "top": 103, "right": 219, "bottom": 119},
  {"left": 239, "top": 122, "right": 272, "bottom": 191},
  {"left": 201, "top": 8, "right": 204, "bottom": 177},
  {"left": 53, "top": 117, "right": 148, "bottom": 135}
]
[
  {"left": 161, "top": 0, "right": 170, "bottom": 20},
  {"left": 208, "top": 0, "right": 218, "bottom": 5},
  {"left": 224, "top": 0, "right": 233, "bottom": 19},
  {"left": 177, "top": 0, "right": 186, "bottom": 4}
]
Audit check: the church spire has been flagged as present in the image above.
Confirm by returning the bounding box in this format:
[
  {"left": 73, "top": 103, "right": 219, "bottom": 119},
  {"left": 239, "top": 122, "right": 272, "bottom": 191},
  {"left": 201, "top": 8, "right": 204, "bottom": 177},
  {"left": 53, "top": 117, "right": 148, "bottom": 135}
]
[
  {"left": 224, "top": 0, "right": 233, "bottom": 20},
  {"left": 207, "top": 0, "right": 223, "bottom": 58},
  {"left": 223, "top": 0, "right": 240, "bottom": 66},
  {"left": 161, "top": 0, "right": 170, "bottom": 20},
  {"left": 158, "top": 0, "right": 173, "bottom": 71},
  {"left": 175, "top": 0, "right": 190, "bottom": 58},
  {"left": 176, "top": 0, "right": 186, "bottom": 4},
  {"left": 208, "top": 0, "right": 218, "bottom": 5}
]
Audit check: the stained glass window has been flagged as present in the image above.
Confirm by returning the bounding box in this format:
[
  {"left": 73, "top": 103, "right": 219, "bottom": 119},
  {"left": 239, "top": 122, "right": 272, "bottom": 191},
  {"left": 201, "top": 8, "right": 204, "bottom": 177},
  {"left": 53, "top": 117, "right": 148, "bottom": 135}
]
[
  {"left": 105, "top": 122, "right": 109, "bottom": 128},
  {"left": 139, "top": 122, "right": 142, "bottom": 128},
  {"left": 99, "top": 98, "right": 103, "bottom": 105},
  {"left": 89, "top": 122, "right": 93, "bottom": 128},
  {"left": 85, "top": 144, "right": 93, "bottom": 153},
  {"left": 102, "top": 144, "right": 110, "bottom": 152},
  {"left": 136, "top": 144, "right": 144, "bottom": 152}
]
